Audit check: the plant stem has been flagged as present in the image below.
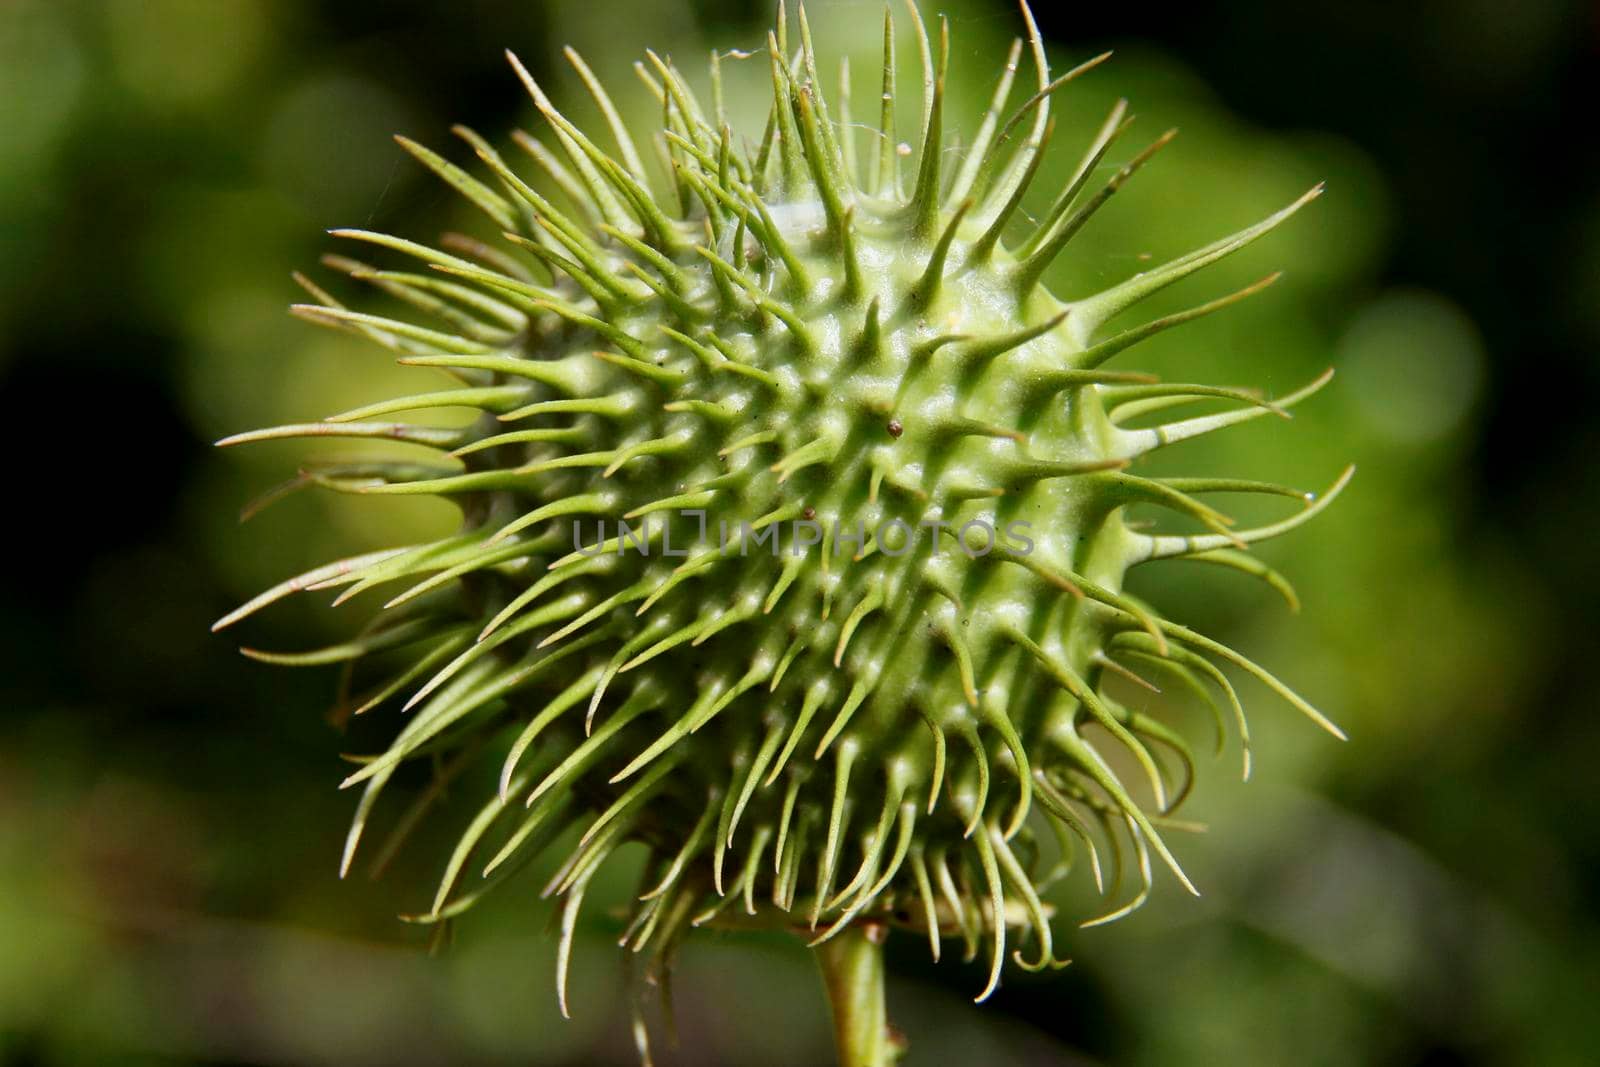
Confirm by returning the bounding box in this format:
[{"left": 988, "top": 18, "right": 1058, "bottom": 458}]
[{"left": 812, "top": 924, "right": 898, "bottom": 1067}]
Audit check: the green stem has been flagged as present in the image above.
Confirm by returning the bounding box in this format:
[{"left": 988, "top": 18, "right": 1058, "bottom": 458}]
[{"left": 812, "top": 925, "right": 899, "bottom": 1067}]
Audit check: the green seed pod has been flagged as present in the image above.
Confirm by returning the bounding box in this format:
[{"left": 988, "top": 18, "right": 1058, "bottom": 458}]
[{"left": 218, "top": 1, "right": 1348, "bottom": 1060}]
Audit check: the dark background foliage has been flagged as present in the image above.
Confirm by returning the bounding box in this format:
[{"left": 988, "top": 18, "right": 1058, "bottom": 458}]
[{"left": 2, "top": 1, "right": 1596, "bottom": 1064}]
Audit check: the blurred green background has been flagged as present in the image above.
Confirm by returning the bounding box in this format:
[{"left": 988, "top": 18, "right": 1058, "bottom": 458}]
[{"left": 2, "top": 0, "right": 1598, "bottom": 1063}]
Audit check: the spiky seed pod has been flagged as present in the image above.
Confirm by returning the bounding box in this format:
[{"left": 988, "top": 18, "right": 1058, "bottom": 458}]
[{"left": 219, "top": 0, "right": 1349, "bottom": 1055}]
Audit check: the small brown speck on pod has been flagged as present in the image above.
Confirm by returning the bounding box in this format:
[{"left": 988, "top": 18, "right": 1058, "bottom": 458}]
[{"left": 887, "top": 419, "right": 903, "bottom": 438}]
